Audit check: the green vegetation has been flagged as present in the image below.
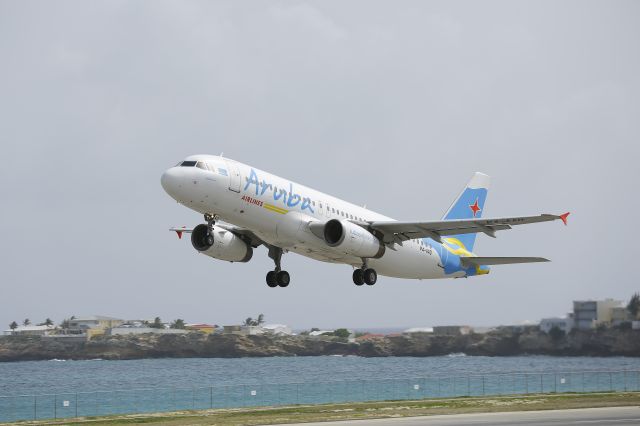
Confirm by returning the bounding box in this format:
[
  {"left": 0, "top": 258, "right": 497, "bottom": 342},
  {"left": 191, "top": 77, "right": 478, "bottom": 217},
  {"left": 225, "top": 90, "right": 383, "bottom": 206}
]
[
  {"left": 22, "top": 318, "right": 31, "bottom": 326},
  {"left": 149, "top": 317, "right": 164, "bottom": 329},
  {"left": 9, "top": 321, "right": 18, "bottom": 331},
  {"left": 170, "top": 319, "right": 185, "bottom": 329},
  {"left": 549, "top": 326, "right": 565, "bottom": 341},
  {"left": 333, "top": 328, "right": 351, "bottom": 338},
  {"left": 243, "top": 314, "right": 265, "bottom": 326},
  {"left": 21, "top": 392, "right": 640, "bottom": 426},
  {"left": 628, "top": 293, "right": 640, "bottom": 318}
]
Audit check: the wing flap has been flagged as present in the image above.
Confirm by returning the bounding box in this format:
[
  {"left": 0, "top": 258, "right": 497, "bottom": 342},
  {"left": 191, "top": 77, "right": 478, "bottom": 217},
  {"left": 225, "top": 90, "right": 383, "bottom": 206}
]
[{"left": 460, "top": 256, "right": 549, "bottom": 267}]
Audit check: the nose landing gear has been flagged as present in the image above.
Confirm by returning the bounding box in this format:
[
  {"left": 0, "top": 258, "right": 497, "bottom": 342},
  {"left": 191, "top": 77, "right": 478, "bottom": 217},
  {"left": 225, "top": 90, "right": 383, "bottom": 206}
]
[{"left": 266, "top": 246, "right": 290, "bottom": 288}]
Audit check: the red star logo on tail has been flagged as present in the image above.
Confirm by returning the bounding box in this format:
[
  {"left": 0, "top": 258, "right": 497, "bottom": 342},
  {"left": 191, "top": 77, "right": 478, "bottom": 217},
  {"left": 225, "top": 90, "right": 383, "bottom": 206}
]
[{"left": 469, "top": 199, "right": 481, "bottom": 217}]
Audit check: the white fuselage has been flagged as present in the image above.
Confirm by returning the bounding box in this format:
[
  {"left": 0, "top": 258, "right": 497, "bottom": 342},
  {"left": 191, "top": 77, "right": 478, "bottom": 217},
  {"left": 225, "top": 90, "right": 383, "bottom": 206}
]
[{"left": 161, "top": 155, "right": 463, "bottom": 280}]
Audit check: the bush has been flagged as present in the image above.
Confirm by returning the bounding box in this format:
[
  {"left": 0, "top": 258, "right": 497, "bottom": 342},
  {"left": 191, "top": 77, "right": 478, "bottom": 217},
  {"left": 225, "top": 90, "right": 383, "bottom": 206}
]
[{"left": 548, "top": 326, "right": 565, "bottom": 341}]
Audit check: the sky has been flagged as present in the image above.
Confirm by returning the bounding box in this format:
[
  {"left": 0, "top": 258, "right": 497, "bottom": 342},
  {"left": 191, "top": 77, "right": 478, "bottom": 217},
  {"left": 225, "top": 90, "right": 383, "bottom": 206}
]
[{"left": 1, "top": 0, "right": 639, "bottom": 330}]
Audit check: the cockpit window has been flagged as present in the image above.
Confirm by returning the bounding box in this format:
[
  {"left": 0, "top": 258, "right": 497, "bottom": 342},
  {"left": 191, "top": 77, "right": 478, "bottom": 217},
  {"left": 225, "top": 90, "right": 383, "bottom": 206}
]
[
  {"left": 196, "top": 161, "right": 208, "bottom": 170},
  {"left": 180, "top": 161, "right": 197, "bottom": 167}
]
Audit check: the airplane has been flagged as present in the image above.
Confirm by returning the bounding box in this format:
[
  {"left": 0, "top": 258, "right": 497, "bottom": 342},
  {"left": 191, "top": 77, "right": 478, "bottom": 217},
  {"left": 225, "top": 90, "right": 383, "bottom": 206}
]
[{"left": 161, "top": 155, "right": 569, "bottom": 287}]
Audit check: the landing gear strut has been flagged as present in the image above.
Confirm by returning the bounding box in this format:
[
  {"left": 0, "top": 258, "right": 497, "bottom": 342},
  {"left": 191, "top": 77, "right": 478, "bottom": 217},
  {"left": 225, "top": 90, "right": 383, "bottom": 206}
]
[
  {"left": 204, "top": 214, "right": 215, "bottom": 246},
  {"left": 353, "top": 259, "right": 377, "bottom": 286},
  {"left": 266, "top": 246, "right": 290, "bottom": 288}
]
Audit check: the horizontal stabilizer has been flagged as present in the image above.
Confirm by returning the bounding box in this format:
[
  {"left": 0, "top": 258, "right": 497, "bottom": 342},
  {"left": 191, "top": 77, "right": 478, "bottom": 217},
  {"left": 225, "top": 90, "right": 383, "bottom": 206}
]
[{"left": 460, "top": 256, "right": 549, "bottom": 267}]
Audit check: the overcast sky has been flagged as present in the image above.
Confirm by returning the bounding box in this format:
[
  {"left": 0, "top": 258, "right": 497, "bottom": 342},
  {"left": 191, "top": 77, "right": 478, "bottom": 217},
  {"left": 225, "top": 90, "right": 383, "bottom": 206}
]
[{"left": 1, "top": 1, "right": 639, "bottom": 330}]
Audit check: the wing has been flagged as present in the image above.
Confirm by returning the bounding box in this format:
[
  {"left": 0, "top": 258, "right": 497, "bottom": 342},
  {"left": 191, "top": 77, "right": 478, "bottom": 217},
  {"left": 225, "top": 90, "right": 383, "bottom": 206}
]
[
  {"left": 368, "top": 212, "right": 569, "bottom": 245},
  {"left": 460, "top": 257, "right": 549, "bottom": 267},
  {"left": 169, "top": 223, "right": 265, "bottom": 248}
]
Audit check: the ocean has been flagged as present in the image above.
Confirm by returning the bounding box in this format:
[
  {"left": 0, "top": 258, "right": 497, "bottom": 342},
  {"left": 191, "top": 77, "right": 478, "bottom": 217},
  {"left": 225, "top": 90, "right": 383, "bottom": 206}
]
[
  {"left": 2, "top": 355, "right": 640, "bottom": 395},
  {"left": 2, "top": 356, "right": 640, "bottom": 422}
]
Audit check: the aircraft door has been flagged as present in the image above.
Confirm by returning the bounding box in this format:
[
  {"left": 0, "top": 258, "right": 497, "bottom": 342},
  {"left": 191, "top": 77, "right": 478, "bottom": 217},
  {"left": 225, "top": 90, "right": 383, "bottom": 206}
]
[{"left": 225, "top": 160, "right": 241, "bottom": 193}]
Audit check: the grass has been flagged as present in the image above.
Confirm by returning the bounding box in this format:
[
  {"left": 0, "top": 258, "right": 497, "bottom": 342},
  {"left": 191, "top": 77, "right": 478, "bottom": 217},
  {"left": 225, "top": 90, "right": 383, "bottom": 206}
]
[{"left": 6, "top": 392, "right": 640, "bottom": 426}]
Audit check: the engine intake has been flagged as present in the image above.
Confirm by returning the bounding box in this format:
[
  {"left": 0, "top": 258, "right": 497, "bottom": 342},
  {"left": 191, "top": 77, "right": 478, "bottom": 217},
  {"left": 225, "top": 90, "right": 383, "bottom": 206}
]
[
  {"left": 191, "top": 224, "right": 253, "bottom": 263},
  {"left": 322, "top": 219, "right": 385, "bottom": 259}
]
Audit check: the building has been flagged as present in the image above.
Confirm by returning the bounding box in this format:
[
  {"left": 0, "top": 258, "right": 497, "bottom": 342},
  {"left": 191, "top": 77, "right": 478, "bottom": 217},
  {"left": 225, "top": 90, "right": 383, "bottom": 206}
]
[
  {"left": 433, "top": 326, "right": 473, "bottom": 336},
  {"left": 403, "top": 327, "right": 433, "bottom": 334},
  {"left": 2, "top": 324, "right": 56, "bottom": 336},
  {"left": 573, "top": 300, "right": 622, "bottom": 330},
  {"left": 611, "top": 307, "right": 633, "bottom": 326},
  {"left": 261, "top": 324, "right": 292, "bottom": 335},
  {"left": 540, "top": 317, "right": 574, "bottom": 334},
  {"left": 185, "top": 324, "right": 217, "bottom": 334},
  {"left": 222, "top": 325, "right": 264, "bottom": 335},
  {"left": 68, "top": 316, "right": 124, "bottom": 332},
  {"left": 109, "top": 327, "right": 188, "bottom": 336},
  {"left": 633, "top": 321, "right": 640, "bottom": 330}
]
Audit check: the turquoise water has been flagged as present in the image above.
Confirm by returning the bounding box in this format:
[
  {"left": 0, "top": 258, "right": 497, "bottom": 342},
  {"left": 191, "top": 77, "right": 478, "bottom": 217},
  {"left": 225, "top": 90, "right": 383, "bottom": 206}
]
[{"left": 1, "top": 356, "right": 640, "bottom": 422}]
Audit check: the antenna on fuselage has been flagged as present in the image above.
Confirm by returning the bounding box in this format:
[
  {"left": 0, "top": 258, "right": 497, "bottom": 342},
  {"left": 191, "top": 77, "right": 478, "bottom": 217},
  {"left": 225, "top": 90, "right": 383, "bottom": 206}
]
[{"left": 220, "top": 152, "right": 224, "bottom": 157}]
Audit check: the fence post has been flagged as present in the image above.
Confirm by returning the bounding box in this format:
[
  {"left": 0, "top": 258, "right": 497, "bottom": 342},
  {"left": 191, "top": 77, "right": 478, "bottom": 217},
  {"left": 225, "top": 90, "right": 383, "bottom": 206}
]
[
  {"left": 33, "top": 395, "right": 36, "bottom": 420},
  {"left": 467, "top": 376, "right": 470, "bottom": 396},
  {"left": 296, "top": 383, "right": 300, "bottom": 404},
  {"left": 210, "top": 386, "right": 213, "bottom": 409},
  {"left": 554, "top": 374, "right": 557, "bottom": 393},
  {"left": 75, "top": 393, "right": 78, "bottom": 418},
  {"left": 540, "top": 374, "right": 543, "bottom": 393},
  {"left": 609, "top": 372, "right": 613, "bottom": 391},
  {"left": 54, "top": 394, "right": 57, "bottom": 419},
  {"left": 526, "top": 375, "right": 529, "bottom": 394},
  {"left": 482, "top": 376, "right": 485, "bottom": 395}
]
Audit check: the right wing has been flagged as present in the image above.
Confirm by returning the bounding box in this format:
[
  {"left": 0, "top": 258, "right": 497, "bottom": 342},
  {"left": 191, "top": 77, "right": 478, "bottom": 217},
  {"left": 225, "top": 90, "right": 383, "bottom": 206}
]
[{"left": 368, "top": 212, "right": 569, "bottom": 245}]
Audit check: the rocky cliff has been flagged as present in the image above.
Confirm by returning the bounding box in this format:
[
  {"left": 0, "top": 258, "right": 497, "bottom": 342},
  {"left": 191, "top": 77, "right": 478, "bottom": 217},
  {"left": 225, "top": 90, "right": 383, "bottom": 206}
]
[{"left": 1, "top": 329, "right": 639, "bottom": 362}]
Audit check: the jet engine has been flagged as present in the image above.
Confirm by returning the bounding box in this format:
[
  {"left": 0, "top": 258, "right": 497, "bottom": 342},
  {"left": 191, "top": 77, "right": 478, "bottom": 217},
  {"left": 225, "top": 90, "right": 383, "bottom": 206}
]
[
  {"left": 321, "top": 219, "right": 385, "bottom": 259},
  {"left": 191, "top": 224, "right": 253, "bottom": 262}
]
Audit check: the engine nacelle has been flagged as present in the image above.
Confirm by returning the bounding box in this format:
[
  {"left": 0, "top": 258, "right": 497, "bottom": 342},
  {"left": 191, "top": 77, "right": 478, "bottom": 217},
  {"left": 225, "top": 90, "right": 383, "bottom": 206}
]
[
  {"left": 322, "top": 219, "right": 385, "bottom": 259},
  {"left": 191, "top": 224, "right": 253, "bottom": 263}
]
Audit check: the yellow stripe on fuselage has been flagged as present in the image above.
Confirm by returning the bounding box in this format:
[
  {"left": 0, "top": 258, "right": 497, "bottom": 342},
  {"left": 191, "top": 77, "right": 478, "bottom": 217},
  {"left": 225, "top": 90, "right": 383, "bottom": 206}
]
[{"left": 263, "top": 203, "right": 288, "bottom": 215}]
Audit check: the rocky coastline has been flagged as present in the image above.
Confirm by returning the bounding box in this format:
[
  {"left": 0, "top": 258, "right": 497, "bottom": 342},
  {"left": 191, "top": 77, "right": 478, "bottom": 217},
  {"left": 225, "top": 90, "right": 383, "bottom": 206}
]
[{"left": 1, "top": 329, "right": 639, "bottom": 362}]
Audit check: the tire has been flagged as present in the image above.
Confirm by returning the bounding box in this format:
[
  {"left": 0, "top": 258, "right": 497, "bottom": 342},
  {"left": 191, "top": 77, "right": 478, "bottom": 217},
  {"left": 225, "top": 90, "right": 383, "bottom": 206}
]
[
  {"left": 276, "top": 270, "right": 290, "bottom": 287},
  {"left": 363, "top": 268, "right": 377, "bottom": 285},
  {"left": 266, "top": 271, "right": 278, "bottom": 288},
  {"left": 352, "top": 269, "right": 365, "bottom": 286}
]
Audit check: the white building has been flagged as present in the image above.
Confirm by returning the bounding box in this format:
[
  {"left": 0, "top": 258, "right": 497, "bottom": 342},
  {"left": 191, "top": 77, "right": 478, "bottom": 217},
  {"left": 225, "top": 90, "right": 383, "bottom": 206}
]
[
  {"left": 109, "top": 327, "right": 188, "bottom": 336},
  {"left": 68, "top": 315, "right": 124, "bottom": 331},
  {"left": 3, "top": 324, "right": 56, "bottom": 336},
  {"left": 261, "top": 324, "right": 292, "bottom": 335},
  {"left": 404, "top": 327, "right": 434, "bottom": 334},
  {"left": 540, "top": 317, "right": 574, "bottom": 334}
]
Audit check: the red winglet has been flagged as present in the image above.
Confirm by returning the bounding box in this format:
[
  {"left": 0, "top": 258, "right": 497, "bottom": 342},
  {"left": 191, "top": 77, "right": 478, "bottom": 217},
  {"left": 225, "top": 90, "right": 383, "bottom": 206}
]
[
  {"left": 176, "top": 231, "right": 183, "bottom": 239},
  {"left": 559, "top": 212, "right": 570, "bottom": 225}
]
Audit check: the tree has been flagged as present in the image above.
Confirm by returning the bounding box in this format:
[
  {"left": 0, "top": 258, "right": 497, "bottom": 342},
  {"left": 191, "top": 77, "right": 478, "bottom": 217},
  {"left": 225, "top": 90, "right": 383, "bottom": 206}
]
[
  {"left": 627, "top": 293, "right": 640, "bottom": 318},
  {"left": 333, "top": 328, "right": 351, "bottom": 339},
  {"left": 257, "top": 314, "right": 265, "bottom": 325},
  {"left": 44, "top": 318, "right": 53, "bottom": 326},
  {"left": 22, "top": 319, "right": 30, "bottom": 326},
  {"left": 243, "top": 317, "right": 254, "bottom": 326},
  {"left": 548, "top": 326, "right": 565, "bottom": 341},
  {"left": 149, "top": 317, "right": 164, "bottom": 329},
  {"left": 9, "top": 321, "right": 18, "bottom": 333},
  {"left": 170, "top": 319, "right": 185, "bottom": 329}
]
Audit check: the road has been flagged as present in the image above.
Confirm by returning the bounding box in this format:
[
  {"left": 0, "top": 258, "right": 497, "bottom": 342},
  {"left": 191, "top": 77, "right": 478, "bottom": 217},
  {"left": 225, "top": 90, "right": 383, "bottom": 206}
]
[{"left": 277, "top": 406, "right": 640, "bottom": 426}]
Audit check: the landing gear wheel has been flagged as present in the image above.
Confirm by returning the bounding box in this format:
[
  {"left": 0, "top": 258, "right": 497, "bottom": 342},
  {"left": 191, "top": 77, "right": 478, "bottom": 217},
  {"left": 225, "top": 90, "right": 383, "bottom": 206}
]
[
  {"left": 276, "top": 270, "right": 290, "bottom": 287},
  {"left": 352, "top": 269, "right": 365, "bottom": 286},
  {"left": 266, "top": 271, "right": 278, "bottom": 288},
  {"left": 363, "top": 268, "right": 377, "bottom": 286}
]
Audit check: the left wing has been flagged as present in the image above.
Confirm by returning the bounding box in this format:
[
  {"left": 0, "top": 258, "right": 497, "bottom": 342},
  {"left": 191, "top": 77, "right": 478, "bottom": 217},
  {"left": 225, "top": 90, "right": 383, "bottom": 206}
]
[
  {"left": 169, "top": 223, "right": 265, "bottom": 248},
  {"left": 368, "top": 212, "right": 569, "bottom": 245}
]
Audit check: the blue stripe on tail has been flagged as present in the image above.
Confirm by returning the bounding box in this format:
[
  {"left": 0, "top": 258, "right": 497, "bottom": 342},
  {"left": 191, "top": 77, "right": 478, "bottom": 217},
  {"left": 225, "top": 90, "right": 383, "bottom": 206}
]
[{"left": 442, "top": 186, "right": 488, "bottom": 253}]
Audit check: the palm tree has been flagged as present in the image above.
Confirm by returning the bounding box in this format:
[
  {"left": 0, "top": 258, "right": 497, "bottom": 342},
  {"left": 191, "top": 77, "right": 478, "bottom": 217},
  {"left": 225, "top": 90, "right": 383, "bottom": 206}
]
[
  {"left": 628, "top": 293, "right": 640, "bottom": 318},
  {"left": 9, "top": 321, "right": 18, "bottom": 334},
  {"left": 257, "top": 314, "right": 265, "bottom": 325},
  {"left": 44, "top": 318, "right": 53, "bottom": 326},
  {"left": 170, "top": 319, "right": 185, "bottom": 329},
  {"left": 22, "top": 319, "right": 31, "bottom": 326},
  {"left": 243, "top": 317, "right": 254, "bottom": 326},
  {"left": 150, "top": 317, "right": 164, "bottom": 329}
]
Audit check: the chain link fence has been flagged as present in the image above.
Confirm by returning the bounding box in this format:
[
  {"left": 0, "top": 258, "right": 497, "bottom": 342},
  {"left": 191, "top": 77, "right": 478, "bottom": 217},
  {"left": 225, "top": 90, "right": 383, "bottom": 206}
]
[{"left": 1, "top": 370, "right": 638, "bottom": 422}]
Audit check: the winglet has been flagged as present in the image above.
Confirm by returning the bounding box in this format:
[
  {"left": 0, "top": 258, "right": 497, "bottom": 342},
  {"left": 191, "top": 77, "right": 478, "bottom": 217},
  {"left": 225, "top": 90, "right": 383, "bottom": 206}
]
[{"left": 559, "top": 212, "right": 570, "bottom": 225}]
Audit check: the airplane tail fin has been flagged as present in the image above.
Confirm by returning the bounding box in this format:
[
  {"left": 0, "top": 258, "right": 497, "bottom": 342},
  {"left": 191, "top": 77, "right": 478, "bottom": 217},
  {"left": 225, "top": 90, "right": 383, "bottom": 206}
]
[{"left": 442, "top": 172, "right": 490, "bottom": 252}]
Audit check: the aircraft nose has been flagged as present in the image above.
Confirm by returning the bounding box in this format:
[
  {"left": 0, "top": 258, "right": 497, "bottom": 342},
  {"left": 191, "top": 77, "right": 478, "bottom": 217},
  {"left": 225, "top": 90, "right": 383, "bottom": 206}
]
[{"left": 161, "top": 167, "right": 182, "bottom": 198}]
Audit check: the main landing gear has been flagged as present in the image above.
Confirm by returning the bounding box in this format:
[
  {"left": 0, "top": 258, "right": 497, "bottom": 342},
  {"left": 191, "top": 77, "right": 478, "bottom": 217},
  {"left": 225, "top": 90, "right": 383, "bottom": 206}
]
[
  {"left": 266, "top": 246, "right": 290, "bottom": 288},
  {"left": 204, "top": 213, "right": 215, "bottom": 245},
  {"left": 353, "top": 260, "right": 377, "bottom": 286}
]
